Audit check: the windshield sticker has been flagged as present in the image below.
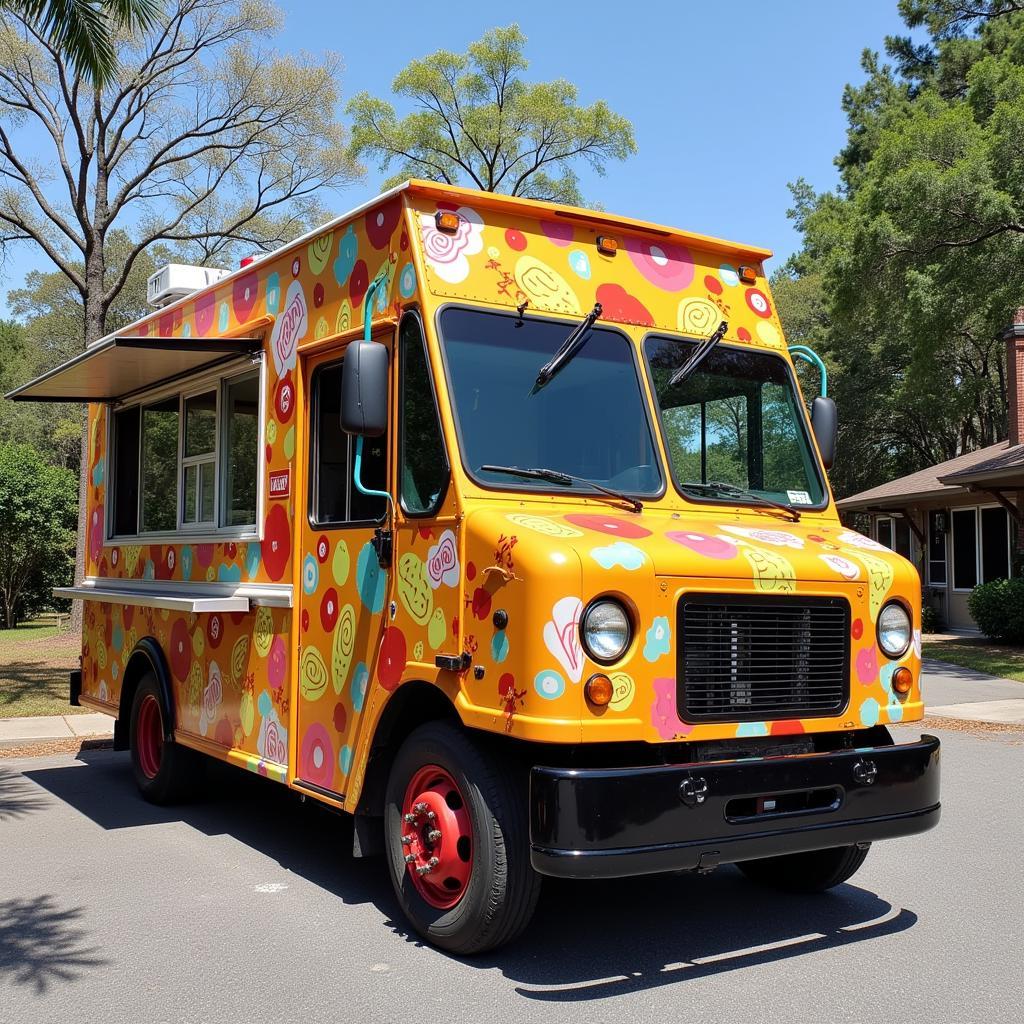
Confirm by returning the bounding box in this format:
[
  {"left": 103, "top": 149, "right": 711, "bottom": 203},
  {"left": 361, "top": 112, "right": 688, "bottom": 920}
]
[{"left": 787, "top": 489, "right": 813, "bottom": 505}]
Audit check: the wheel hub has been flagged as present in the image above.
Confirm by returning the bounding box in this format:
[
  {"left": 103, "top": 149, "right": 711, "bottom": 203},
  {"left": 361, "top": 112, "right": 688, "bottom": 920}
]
[
  {"left": 136, "top": 693, "right": 163, "bottom": 780},
  {"left": 400, "top": 765, "right": 473, "bottom": 909}
]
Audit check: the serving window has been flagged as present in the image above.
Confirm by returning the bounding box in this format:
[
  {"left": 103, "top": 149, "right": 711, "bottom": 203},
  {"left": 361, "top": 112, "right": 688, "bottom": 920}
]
[{"left": 108, "top": 363, "right": 262, "bottom": 540}]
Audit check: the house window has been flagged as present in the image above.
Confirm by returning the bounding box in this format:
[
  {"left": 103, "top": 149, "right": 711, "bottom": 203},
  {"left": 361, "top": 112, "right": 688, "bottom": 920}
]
[
  {"left": 952, "top": 508, "right": 978, "bottom": 590},
  {"left": 877, "top": 517, "right": 894, "bottom": 550},
  {"left": 109, "top": 365, "right": 261, "bottom": 538},
  {"left": 310, "top": 358, "right": 387, "bottom": 526},
  {"left": 928, "top": 510, "right": 947, "bottom": 585},
  {"left": 980, "top": 506, "right": 1010, "bottom": 582},
  {"left": 951, "top": 505, "right": 1010, "bottom": 591}
]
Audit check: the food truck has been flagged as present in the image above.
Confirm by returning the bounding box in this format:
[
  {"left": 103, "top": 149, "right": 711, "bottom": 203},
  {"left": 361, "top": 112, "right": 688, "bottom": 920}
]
[{"left": 9, "top": 181, "right": 940, "bottom": 954}]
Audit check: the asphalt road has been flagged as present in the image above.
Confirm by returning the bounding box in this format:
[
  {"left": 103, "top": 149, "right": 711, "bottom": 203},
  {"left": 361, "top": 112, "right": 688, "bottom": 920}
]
[{"left": 2, "top": 725, "right": 1022, "bottom": 1024}]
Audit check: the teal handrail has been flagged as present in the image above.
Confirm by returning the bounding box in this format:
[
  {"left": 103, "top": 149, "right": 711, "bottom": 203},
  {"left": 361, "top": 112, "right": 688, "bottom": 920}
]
[
  {"left": 788, "top": 344, "right": 828, "bottom": 397},
  {"left": 353, "top": 273, "right": 392, "bottom": 504}
]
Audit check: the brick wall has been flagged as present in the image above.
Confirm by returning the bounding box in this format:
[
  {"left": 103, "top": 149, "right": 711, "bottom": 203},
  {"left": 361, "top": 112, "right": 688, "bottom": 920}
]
[{"left": 1005, "top": 307, "right": 1024, "bottom": 447}]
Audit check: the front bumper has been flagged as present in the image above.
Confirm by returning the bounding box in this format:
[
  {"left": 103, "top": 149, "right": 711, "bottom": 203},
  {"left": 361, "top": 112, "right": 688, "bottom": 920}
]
[{"left": 530, "top": 734, "right": 940, "bottom": 879}]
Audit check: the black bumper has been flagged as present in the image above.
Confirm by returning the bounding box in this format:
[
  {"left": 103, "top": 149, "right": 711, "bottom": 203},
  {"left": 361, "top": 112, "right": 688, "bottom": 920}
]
[{"left": 530, "top": 735, "right": 940, "bottom": 879}]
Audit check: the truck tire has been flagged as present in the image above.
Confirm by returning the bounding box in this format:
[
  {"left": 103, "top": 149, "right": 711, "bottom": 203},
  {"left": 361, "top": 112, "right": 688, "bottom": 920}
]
[
  {"left": 737, "top": 843, "right": 870, "bottom": 892},
  {"left": 129, "top": 673, "right": 199, "bottom": 805},
  {"left": 383, "top": 721, "right": 541, "bottom": 954}
]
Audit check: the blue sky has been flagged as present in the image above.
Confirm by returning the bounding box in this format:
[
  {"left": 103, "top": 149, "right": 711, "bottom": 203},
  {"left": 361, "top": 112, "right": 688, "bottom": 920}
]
[{"left": 1, "top": 0, "right": 913, "bottom": 315}]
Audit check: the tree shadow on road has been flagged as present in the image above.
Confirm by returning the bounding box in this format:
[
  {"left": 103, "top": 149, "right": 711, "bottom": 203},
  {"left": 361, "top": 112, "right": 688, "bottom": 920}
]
[
  {"left": 22, "top": 750, "right": 918, "bottom": 1000},
  {"left": 0, "top": 895, "right": 108, "bottom": 994},
  {"left": 0, "top": 767, "right": 50, "bottom": 820}
]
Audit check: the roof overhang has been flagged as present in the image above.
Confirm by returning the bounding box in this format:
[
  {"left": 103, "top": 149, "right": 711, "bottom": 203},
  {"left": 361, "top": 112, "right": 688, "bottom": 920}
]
[
  {"left": 5, "top": 336, "right": 261, "bottom": 403},
  {"left": 938, "top": 465, "right": 1024, "bottom": 488},
  {"left": 835, "top": 486, "right": 970, "bottom": 511}
]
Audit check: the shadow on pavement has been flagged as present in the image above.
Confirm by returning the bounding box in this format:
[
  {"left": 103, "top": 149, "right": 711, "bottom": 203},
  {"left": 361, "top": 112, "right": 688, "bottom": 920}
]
[
  {"left": 0, "top": 895, "right": 108, "bottom": 994},
  {"left": 0, "top": 767, "right": 50, "bottom": 821},
  {"left": 24, "top": 750, "right": 917, "bottom": 1000}
]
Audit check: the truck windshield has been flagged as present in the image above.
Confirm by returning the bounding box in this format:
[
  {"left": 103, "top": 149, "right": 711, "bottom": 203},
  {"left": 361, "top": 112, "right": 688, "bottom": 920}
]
[
  {"left": 643, "top": 336, "right": 826, "bottom": 508},
  {"left": 439, "top": 307, "right": 662, "bottom": 496}
]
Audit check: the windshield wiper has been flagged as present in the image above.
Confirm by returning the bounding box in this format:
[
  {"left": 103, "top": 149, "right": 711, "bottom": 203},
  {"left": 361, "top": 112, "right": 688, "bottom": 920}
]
[
  {"left": 530, "top": 302, "right": 602, "bottom": 394},
  {"left": 480, "top": 464, "right": 643, "bottom": 514},
  {"left": 679, "top": 480, "right": 801, "bottom": 522},
  {"left": 668, "top": 320, "right": 729, "bottom": 387}
]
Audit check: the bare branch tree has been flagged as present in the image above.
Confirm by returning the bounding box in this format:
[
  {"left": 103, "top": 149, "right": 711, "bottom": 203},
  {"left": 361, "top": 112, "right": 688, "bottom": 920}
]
[{"left": 0, "top": 0, "right": 363, "bottom": 623}]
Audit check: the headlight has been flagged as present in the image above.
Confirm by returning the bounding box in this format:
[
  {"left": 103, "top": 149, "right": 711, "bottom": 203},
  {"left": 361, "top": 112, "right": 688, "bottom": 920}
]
[
  {"left": 581, "top": 599, "right": 632, "bottom": 663},
  {"left": 877, "top": 602, "right": 912, "bottom": 658}
]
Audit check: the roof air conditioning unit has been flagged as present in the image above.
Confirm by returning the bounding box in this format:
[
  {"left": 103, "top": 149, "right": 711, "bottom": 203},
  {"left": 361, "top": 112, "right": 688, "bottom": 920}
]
[{"left": 147, "top": 264, "right": 230, "bottom": 309}]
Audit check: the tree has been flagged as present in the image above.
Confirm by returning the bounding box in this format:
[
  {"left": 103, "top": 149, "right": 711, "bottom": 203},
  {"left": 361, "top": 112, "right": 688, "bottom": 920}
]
[
  {"left": 0, "top": 0, "right": 362, "bottom": 625},
  {"left": 1, "top": 1, "right": 160, "bottom": 86},
  {"left": 1, "top": 231, "right": 166, "bottom": 470},
  {"left": 0, "top": 441, "right": 77, "bottom": 628},
  {"left": 348, "top": 24, "right": 636, "bottom": 205},
  {"left": 775, "top": 2, "right": 1024, "bottom": 497}
]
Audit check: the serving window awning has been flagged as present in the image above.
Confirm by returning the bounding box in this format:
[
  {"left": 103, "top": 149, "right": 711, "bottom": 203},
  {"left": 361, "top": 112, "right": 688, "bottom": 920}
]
[{"left": 5, "top": 335, "right": 261, "bottom": 403}]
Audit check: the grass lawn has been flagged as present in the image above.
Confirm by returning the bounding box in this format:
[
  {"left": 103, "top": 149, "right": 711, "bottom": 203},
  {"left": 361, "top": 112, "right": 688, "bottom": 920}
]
[
  {"left": 922, "top": 640, "right": 1024, "bottom": 683},
  {"left": 0, "top": 617, "right": 86, "bottom": 718}
]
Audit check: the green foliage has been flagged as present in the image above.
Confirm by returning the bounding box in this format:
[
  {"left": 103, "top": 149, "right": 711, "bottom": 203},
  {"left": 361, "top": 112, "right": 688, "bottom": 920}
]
[
  {"left": 968, "top": 576, "right": 1024, "bottom": 642},
  {"left": 0, "top": 0, "right": 160, "bottom": 85},
  {"left": 0, "top": 231, "right": 161, "bottom": 471},
  {"left": 0, "top": 442, "right": 77, "bottom": 628},
  {"left": 920, "top": 601, "right": 944, "bottom": 632},
  {"left": 347, "top": 24, "right": 637, "bottom": 204},
  {"left": 776, "top": 4, "right": 1024, "bottom": 499}
]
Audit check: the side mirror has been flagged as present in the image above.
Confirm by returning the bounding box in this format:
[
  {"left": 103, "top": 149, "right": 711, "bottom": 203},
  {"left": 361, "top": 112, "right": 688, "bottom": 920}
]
[
  {"left": 341, "top": 340, "right": 388, "bottom": 437},
  {"left": 811, "top": 395, "right": 837, "bottom": 470}
]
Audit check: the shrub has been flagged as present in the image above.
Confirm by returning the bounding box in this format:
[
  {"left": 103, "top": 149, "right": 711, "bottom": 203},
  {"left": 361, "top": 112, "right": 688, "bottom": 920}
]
[
  {"left": 920, "top": 604, "right": 943, "bottom": 634},
  {"left": 968, "top": 578, "right": 1024, "bottom": 644}
]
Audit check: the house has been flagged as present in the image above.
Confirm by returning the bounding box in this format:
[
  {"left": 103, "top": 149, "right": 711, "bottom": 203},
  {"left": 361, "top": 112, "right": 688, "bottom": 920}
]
[{"left": 836, "top": 309, "right": 1024, "bottom": 630}]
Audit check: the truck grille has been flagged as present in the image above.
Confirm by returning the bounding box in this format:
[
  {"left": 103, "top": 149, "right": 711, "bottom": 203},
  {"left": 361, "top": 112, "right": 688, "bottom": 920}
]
[{"left": 677, "top": 594, "right": 850, "bottom": 722}]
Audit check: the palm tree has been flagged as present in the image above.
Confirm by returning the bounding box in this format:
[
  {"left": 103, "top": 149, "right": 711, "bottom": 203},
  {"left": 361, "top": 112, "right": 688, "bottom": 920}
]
[{"left": 2, "top": 1, "right": 161, "bottom": 86}]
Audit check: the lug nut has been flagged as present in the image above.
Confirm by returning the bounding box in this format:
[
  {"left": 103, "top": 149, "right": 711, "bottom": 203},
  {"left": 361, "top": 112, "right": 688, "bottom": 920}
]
[
  {"left": 403, "top": 813, "right": 418, "bottom": 824},
  {"left": 401, "top": 834, "right": 415, "bottom": 845},
  {"left": 427, "top": 829, "right": 441, "bottom": 842},
  {"left": 404, "top": 853, "right": 416, "bottom": 864},
  {"left": 425, "top": 810, "right": 436, "bottom": 821},
  {"left": 414, "top": 801, "right": 429, "bottom": 813}
]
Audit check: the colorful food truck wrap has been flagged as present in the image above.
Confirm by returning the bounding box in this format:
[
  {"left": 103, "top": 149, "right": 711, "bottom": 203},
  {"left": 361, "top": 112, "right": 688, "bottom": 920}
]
[{"left": 10, "top": 180, "right": 938, "bottom": 956}]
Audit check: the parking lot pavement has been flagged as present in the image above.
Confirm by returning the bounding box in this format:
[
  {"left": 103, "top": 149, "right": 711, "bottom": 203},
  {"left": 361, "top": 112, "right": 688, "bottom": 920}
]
[{"left": 2, "top": 725, "right": 1022, "bottom": 1024}]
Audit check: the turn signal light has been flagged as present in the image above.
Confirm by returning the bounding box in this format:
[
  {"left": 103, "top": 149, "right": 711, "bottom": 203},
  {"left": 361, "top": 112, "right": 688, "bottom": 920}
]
[
  {"left": 738, "top": 265, "right": 758, "bottom": 284},
  {"left": 585, "top": 673, "right": 614, "bottom": 707},
  {"left": 596, "top": 235, "right": 618, "bottom": 255},
  {"left": 435, "top": 210, "right": 461, "bottom": 233},
  {"left": 892, "top": 667, "right": 913, "bottom": 695}
]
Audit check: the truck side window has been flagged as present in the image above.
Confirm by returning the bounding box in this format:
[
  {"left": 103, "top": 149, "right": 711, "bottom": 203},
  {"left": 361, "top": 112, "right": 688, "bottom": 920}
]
[
  {"left": 311, "top": 358, "right": 387, "bottom": 526},
  {"left": 399, "top": 314, "right": 448, "bottom": 516}
]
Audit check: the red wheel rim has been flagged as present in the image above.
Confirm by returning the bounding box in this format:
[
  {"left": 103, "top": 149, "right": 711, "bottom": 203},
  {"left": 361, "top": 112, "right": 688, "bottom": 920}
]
[
  {"left": 136, "top": 694, "right": 163, "bottom": 780},
  {"left": 399, "top": 765, "right": 473, "bottom": 909}
]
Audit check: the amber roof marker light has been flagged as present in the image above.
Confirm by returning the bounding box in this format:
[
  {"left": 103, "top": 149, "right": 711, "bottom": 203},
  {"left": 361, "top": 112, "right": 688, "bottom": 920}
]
[
  {"left": 435, "top": 210, "right": 461, "bottom": 233},
  {"left": 738, "top": 265, "right": 758, "bottom": 284},
  {"left": 596, "top": 235, "right": 618, "bottom": 256}
]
